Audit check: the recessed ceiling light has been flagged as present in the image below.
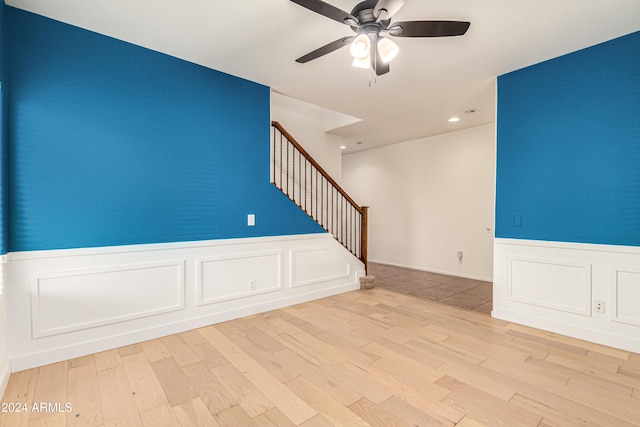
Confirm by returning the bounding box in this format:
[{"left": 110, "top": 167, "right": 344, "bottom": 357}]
[
  {"left": 340, "top": 145, "right": 347, "bottom": 150},
  {"left": 448, "top": 117, "right": 460, "bottom": 123}
]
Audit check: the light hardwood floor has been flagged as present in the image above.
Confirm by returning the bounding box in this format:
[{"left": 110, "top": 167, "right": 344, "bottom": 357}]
[{"left": 2, "top": 288, "right": 639, "bottom": 426}]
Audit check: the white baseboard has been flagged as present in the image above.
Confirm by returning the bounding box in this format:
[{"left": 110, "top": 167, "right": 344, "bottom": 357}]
[
  {"left": 7, "top": 234, "right": 364, "bottom": 371},
  {"left": 494, "top": 238, "right": 640, "bottom": 354}
]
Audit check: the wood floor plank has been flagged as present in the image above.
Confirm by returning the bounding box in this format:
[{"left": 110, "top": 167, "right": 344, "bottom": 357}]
[
  {"left": 179, "top": 330, "right": 207, "bottom": 347},
  {"left": 273, "top": 348, "right": 362, "bottom": 406},
  {"left": 270, "top": 318, "right": 352, "bottom": 363},
  {"left": 160, "top": 334, "right": 201, "bottom": 367},
  {"left": 527, "top": 354, "right": 638, "bottom": 389},
  {"left": 312, "top": 329, "right": 379, "bottom": 364},
  {"left": 97, "top": 366, "right": 142, "bottom": 427},
  {"left": 118, "top": 343, "right": 143, "bottom": 357},
  {"left": 0, "top": 368, "right": 39, "bottom": 427},
  {"left": 94, "top": 350, "right": 121, "bottom": 372},
  {"left": 298, "top": 414, "right": 335, "bottom": 427},
  {"left": 121, "top": 351, "right": 168, "bottom": 412},
  {"left": 244, "top": 327, "right": 288, "bottom": 354},
  {"left": 190, "top": 341, "right": 229, "bottom": 370},
  {"left": 210, "top": 362, "right": 274, "bottom": 417},
  {"left": 436, "top": 361, "right": 516, "bottom": 401},
  {"left": 369, "top": 354, "right": 450, "bottom": 401},
  {"left": 251, "top": 408, "right": 295, "bottom": 427},
  {"left": 437, "top": 375, "right": 542, "bottom": 426},
  {"left": 181, "top": 362, "right": 236, "bottom": 415},
  {"left": 510, "top": 392, "right": 624, "bottom": 427},
  {"left": 213, "top": 405, "right": 257, "bottom": 427},
  {"left": 274, "top": 333, "right": 327, "bottom": 366},
  {"left": 348, "top": 397, "right": 411, "bottom": 427},
  {"left": 149, "top": 357, "right": 198, "bottom": 407},
  {"left": 30, "top": 362, "right": 68, "bottom": 421},
  {"left": 320, "top": 360, "right": 392, "bottom": 405},
  {"left": 480, "top": 358, "right": 570, "bottom": 392},
  {"left": 172, "top": 397, "right": 219, "bottom": 427},
  {"left": 455, "top": 416, "right": 490, "bottom": 427},
  {"left": 198, "top": 325, "right": 317, "bottom": 425},
  {"left": 286, "top": 376, "right": 370, "bottom": 427},
  {"left": 140, "top": 338, "right": 171, "bottom": 362},
  {"left": 562, "top": 377, "right": 640, "bottom": 424},
  {"left": 67, "top": 362, "right": 104, "bottom": 427},
  {"left": 27, "top": 412, "right": 66, "bottom": 427},
  {"left": 345, "top": 357, "right": 464, "bottom": 425},
  {"left": 378, "top": 396, "right": 451, "bottom": 427},
  {"left": 139, "top": 403, "right": 180, "bottom": 427},
  {"left": 229, "top": 335, "right": 302, "bottom": 383},
  {"left": 68, "top": 355, "right": 95, "bottom": 369}
]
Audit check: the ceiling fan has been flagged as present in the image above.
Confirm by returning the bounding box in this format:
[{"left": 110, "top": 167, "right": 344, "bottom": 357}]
[{"left": 291, "top": 0, "right": 470, "bottom": 75}]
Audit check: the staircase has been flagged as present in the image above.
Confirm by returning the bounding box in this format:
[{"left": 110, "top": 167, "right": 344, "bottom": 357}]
[{"left": 271, "top": 121, "right": 368, "bottom": 272}]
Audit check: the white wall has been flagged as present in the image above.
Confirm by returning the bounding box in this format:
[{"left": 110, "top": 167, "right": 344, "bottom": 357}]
[
  {"left": 342, "top": 123, "right": 496, "bottom": 281},
  {"left": 271, "top": 92, "right": 360, "bottom": 182}
]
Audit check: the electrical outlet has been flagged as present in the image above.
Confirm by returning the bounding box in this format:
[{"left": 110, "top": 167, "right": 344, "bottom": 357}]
[
  {"left": 594, "top": 300, "right": 605, "bottom": 314},
  {"left": 250, "top": 280, "right": 257, "bottom": 291}
]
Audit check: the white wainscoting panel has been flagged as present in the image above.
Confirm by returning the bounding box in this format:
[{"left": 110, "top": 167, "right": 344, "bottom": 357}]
[
  {"left": 291, "top": 247, "right": 350, "bottom": 288},
  {"left": 507, "top": 256, "right": 591, "bottom": 315},
  {"left": 494, "top": 238, "right": 640, "bottom": 353},
  {"left": 31, "top": 261, "right": 185, "bottom": 338},
  {"left": 611, "top": 266, "right": 640, "bottom": 327},
  {"left": 7, "top": 234, "right": 364, "bottom": 371},
  {"left": 197, "top": 251, "right": 282, "bottom": 306}
]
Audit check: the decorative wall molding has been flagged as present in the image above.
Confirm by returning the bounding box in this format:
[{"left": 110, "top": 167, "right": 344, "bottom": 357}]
[
  {"left": 290, "top": 247, "right": 350, "bottom": 288},
  {"left": 494, "top": 238, "right": 640, "bottom": 353},
  {"left": 7, "top": 234, "right": 364, "bottom": 371},
  {"left": 196, "top": 251, "right": 283, "bottom": 306},
  {"left": 506, "top": 256, "right": 591, "bottom": 315},
  {"left": 611, "top": 265, "right": 640, "bottom": 327},
  {"left": 31, "top": 261, "right": 185, "bottom": 338}
]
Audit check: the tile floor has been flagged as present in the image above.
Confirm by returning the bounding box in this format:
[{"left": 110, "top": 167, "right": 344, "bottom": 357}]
[{"left": 367, "top": 262, "right": 493, "bottom": 315}]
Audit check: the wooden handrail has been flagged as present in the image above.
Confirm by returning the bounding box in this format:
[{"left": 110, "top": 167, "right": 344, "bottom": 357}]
[
  {"left": 272, "top": 121, "right": 363, "bottom": 215},
  {"left": 271, "top": 120, "right": 368, "bottom": 274}
]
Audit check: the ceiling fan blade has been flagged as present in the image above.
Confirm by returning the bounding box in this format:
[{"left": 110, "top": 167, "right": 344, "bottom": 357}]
[
  {"left": 370, "top": 36, "right": 390, "bottom": 75},
  {"left": 373, "top": 0, "right": 407, "bottom": 21},
  {"left": 290, "top": 0, "right": 357, "bottom": 25},
  {"left": 296, "top": 36, "right": 355, "bottom": 63},
  {"left": 389, "top": 20, "right": 470, "bottom": 37}
]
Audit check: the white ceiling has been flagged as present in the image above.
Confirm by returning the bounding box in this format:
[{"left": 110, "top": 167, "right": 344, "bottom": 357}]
[{"left": 7, "top": 0, "right": 640, "bottom": 152}]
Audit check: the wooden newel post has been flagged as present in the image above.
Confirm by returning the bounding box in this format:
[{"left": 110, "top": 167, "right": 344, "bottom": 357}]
[{"left": 360, "top": 206, "right": 369, "bottom": 275}]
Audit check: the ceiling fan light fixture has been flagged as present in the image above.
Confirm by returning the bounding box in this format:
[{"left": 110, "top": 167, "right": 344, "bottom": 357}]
[
  {"left": 377, "top": 37, "right": 399, "bottom": 63},
  {"left": 350, "top": 33, "right": 370, "bottom": 59},
  {"left": 352, "top": 56, "right": 371, "bottom": 69}
]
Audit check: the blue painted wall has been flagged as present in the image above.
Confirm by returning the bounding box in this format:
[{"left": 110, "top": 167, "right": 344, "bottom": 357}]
[
  {"left": 6, "top": 7, "right": 322, "bottom": 252},
  {"left": 496, "top": 31, "right": 640, "bottom": 246}
]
